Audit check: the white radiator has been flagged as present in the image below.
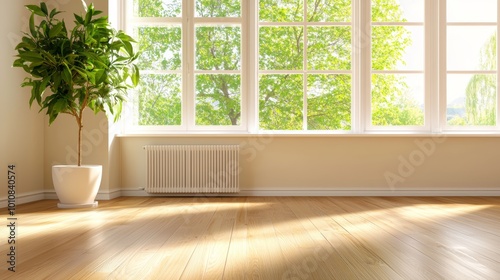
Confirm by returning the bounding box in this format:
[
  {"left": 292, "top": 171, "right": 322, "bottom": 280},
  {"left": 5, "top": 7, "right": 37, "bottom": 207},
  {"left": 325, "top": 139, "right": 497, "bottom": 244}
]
[{"left": 144, "top": 145, "right": 240, "bottom": 193}]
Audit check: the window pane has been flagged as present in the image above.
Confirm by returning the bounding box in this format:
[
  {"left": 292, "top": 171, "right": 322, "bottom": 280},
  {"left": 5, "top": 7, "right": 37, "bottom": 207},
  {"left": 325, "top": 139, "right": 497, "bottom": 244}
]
[
  {"left": 307, "top": 0, "right": 351, "bottom": 22},
  {"left": 259, "top": 0, "right": 303, "bottom": 22},
  {"left": 372, "top": 0, "right": 423, "bottom": 22},
  {"left": 259, "top": 27, "right": 304, "bottom": 70},
  {"left": 447, "top": 74, "right": 496, "bottom": 126},
  {"left": 195, "top": 74, "right": 241, "bottom": 125},
  {"left": 447, "top": 0, "right": 497, "bottom": 22},
  {"left": 138, "top": 74, "right": 182, "bottom": 125},
  {"left": 372, "top": 26, "right": 423, "bottom": 71},
  {"left": 196, "top": 26, "right": 241, "bottom": 70},
  {"left": 307, "top": 74, "right": 351, "bottom": 130},
  {"left": 259, "top": 74, "right": 303, "bottom": 130},
  {"left": 372, "top": 74, "right": 424, "bottom": 126},
  {"left": 133, "top": 0, "right": 181, "bottom": 17},
  {"left": 196, "top": 0, "right": 240, "bottom": 17},
  {"left": 308, "top": 26, "right": 351, "bottom": 70},
  {"left": 136, "top": 27, "right": 182, "bottom": 71},
  {"left": 372, "top": 26, "right": 418, "bottom": 70},
  {"left": 447, "top": 27, "right": 497, "bottom": 71}
]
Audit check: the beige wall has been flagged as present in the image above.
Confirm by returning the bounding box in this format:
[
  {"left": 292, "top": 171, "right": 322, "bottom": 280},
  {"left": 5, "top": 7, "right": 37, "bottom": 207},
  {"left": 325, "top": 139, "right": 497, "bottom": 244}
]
[
  {"left": 0, "top": 1, "right": 45, "bottom": 206},
  {"left": 120, "top": 136, "right": 500, "bottom": 194}
]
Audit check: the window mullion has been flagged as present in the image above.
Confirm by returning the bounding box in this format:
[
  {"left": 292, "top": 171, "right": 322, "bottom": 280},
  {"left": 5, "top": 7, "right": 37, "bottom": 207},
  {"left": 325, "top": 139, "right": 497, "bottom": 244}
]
[
  {"left": 359, "top": 0, "right": 371, "bottom": 133},
  {"left": 303, "top": 3, "right": 307, "bottom": 130},
  {"left": 438, "top": 0, "right": 447, "bottom": 131},
  {"left": 351, "top": 0, "right": 360, "bottom": 133},
  {"left": 427, "top": 0, "right": 439, "bottom": 133},
  {"left": 247, "top": 0, "right": 258, "bottom": 133},
  {"left": 184, "top": 0, "right": 195, "bottom": 130},
  {"left": 497, "top": 0, "right": 500, "bottom": 129}
]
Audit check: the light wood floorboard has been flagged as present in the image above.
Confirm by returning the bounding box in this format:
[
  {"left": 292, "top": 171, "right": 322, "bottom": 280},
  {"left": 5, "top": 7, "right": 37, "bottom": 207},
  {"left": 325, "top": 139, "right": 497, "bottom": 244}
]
[{"left": 1, "top": 196, "right": 500, "bottom": 279}]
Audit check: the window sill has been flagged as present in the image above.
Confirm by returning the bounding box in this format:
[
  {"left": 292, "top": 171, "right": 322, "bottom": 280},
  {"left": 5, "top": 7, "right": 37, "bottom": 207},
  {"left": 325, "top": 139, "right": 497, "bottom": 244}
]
[{"left": 116, "top": 131, "right": 500, "bottom": 138}]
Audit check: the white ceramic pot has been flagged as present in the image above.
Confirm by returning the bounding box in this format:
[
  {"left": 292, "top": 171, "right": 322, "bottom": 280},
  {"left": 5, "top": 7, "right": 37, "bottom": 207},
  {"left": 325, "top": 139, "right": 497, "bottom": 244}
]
[{"left": 52, "top": 165, "right": 102, "bottom": 208}]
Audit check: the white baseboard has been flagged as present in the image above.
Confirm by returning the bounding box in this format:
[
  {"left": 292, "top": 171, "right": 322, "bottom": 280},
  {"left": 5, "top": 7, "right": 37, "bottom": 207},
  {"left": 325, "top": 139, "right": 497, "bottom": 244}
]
[
  {"left": 97, "top": 188, "right": 122, "bottom": 200},
  {"left": 44, "top": 188, "right": 123, "bottom": 201},
  {"left": 120, "top": 188, "right": 242, "bottom": 197},
  {"left": 119, "top": 188, "right": 500, "bottom": 197},
  {"left": 0, "top": 191, "right": 46, "bottom": 208},
  {"left": 240, "top": 189, "right": 500, "bottom": 196}
]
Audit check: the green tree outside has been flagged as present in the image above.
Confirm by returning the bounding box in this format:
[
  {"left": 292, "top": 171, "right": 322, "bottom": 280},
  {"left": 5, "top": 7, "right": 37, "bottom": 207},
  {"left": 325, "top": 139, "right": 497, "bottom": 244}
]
[
  {"left": 463, "top": 33, "right": 496, "bottom": 126},
  {"left": 133, "top": 0, "right": 424, "bottom": 129}
]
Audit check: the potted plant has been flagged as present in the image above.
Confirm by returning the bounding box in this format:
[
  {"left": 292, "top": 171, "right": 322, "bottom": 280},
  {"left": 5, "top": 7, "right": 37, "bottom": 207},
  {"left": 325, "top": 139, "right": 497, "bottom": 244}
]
[{"left": 13, "top": 2, "right": 139, "bottom": 208}]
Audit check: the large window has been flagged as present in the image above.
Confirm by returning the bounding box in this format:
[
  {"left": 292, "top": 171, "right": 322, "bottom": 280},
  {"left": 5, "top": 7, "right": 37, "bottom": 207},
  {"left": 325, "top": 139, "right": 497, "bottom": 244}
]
[
  {"left": 370, "top": 0, "right": 425, "bottom": 128},
  {"left": 120, "top": 0, "right": 500, "bottom": 134},
  {"left": 127, "top": 0, "right": 244, "bottom": 130},
  {"left": 444, "top": 0, "right": 498, "bottom": 128},
  {"left": 131, "top": 0, "right": 183, "bottom": 126},
  {"left": 259, "top": 0, "right": 352, "bottom": 130}
]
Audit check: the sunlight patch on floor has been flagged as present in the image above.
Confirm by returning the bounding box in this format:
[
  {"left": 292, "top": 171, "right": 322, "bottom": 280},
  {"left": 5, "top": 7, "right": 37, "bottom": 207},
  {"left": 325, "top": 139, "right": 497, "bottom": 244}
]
[{"left": 396, "top": 204, "right": 491, "bottom": 219}]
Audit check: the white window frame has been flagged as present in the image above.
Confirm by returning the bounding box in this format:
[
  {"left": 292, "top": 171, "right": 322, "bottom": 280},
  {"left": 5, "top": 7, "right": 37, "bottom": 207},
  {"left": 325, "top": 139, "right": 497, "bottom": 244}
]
[
  {"left": 257, "top": 2, "right": 354, "bottom": 132},
  {"left": 118, "top": 0, "right": 248, "bottom": 133},
  {"left": 439, "top": 0, "right": 500, "bottom": 132},
  {"left": 189, "top": 1, "right": 248, "bottom": 132},
  {"left": 113, "top": 0, "right": 500, "bottom": 135},
  {"left": 363, "top": 0, "right": 431, "bottom": 133}
]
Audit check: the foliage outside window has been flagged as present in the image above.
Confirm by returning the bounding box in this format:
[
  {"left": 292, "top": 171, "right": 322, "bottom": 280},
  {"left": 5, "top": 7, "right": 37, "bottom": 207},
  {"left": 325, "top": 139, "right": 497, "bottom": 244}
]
[
  {"left": 123, "top": 0, "right": 500, "bottom": 133},
  {"left": 446, "top": 0, "right": 497, "bottom": 127}
]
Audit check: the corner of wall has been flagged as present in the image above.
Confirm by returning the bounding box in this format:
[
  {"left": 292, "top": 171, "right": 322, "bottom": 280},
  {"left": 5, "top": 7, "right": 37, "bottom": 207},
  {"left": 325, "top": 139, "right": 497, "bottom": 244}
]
[{"left": 0, "top": 1, "right": 47, "bottom": 208}]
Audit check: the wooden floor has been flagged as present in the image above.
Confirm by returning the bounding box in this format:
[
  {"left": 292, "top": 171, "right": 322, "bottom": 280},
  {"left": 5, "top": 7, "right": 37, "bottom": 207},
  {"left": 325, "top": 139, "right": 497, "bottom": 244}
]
[{"left": 1, "top": 196, "right": 500, "bottom": 279}]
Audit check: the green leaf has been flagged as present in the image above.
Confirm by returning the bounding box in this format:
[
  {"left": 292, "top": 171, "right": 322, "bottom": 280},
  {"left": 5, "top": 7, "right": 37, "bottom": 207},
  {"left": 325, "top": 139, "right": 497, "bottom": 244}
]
[
  {"left": 30, "top": 81, "right": 41, "bottom": 107},
  {"left": 61, "top": 64, "right": 72, "bottom": 84},
  {"left": 73, "top": 67, "right": 88, "bottom": 81},
  {"left": 50, "top": 8, "right": 61, "bottom": 18},
  {"left": 29, "top": 14, "right": 36, "bottom": 37},
  {"left": 40, "top": 50, "right": 56, "bottom": 65},
  {"left": 22, "top": 36, "right": 36, "bottom": 46},
  {"left": 94, "top": 69, "right": 106, "bottom": 84},
  {"left": 40, "top": 76, "right": 51, "bottom": 93},
  {"left": 48, "top": 112, "right": 58, "bottom": 125},
  {"left": 53, "top": 98, "right": 67, "bottom": 112},
  {"left": 113, "top": 101, "right": 123, "bottom": 122},
  {"left": 131, "top": 65, "right": 140, "bottom": 87},
  {"left": 74, "top": 14, "right": 84, "bottom": 24},
  {"left": 25, "top": 5, "right": 45, "bottom": 17},
  {"left": 87, "top": 71, "right": 96, "bottom": 84},
  {"left": 84, "top": 8, "right": 93, "bottom": 25},
  {"left": 40, "top": 2, "right": 48, "bottom": 16},
  {"left": 52, "top": 75, "right": 61, "bottom": 90},
  {"left": 15, "top": 42, "right": 34, "bottom": 50},
  {"left": 41, "top": 20, "right": 49, "bottom": 37},
  {"left": 116, "top": 32, "right": 135, "bottom": 43},
  {"left": 18, "top": 51, "right": 43, "bottom": 63},
  {"left": 49, "top": 22, "right": 64, "bottom": 38},
  {"left": 122, "top": 41, "right": 133, "bottom": 56},
  {"left": 12, "top": 58, "right": 24, "bottom": 67},
  {"left": 92, "top": 17, "right": 108, "bottom": 26}
]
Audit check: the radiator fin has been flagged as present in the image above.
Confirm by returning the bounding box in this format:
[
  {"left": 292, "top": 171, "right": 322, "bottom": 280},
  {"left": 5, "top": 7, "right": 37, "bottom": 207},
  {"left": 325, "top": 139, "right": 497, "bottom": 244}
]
[{"left": 144, "top": 145, "right": 239, "bottom": 193}]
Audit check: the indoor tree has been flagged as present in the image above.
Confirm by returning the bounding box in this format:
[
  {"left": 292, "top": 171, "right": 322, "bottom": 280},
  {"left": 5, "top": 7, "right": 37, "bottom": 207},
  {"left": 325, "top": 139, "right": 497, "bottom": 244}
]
[{"left": 13, "top": 1, "right": 140, "bottom": 165}]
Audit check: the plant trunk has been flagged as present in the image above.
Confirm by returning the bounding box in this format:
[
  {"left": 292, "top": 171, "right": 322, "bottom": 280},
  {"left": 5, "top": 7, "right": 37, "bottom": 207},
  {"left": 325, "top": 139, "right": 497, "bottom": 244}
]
[{"left": 77, "top": 116, "right": 83, "bottom": 166}]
